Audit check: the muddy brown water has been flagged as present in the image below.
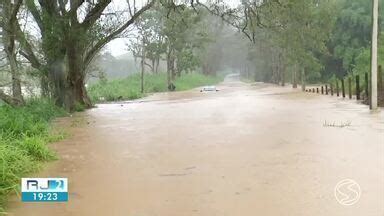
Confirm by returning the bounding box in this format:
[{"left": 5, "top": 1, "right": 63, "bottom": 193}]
[{"left": 7, "top": 81, "right": 384, "bottom": 216}]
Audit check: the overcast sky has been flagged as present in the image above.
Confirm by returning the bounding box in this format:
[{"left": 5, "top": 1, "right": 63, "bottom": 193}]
[{"left": 106, "top": 0, "right": 241, "bottom": 57}]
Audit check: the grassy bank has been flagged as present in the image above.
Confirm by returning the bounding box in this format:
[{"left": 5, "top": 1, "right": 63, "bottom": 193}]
[
  {"left": 0, "top": 99, "right": 66, "bottom": 213},
  {"left": 88, "top": 73, "right": 224, "bottom": 102}
]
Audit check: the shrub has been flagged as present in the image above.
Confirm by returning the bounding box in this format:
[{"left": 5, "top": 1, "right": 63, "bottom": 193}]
[
  {"left": 88, "top": 73, "right": 223, "bottom": 102},
  {"left": 0, "top": 99, "right": 66, "bottom": 211}
]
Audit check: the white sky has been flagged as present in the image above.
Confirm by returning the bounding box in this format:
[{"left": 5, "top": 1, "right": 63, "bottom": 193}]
[
  {"left": 106, "top": 0, "right": 241, "bottom": 57},
  {"left": 107, "top": 39, "right": 130, "bottom": 56}
]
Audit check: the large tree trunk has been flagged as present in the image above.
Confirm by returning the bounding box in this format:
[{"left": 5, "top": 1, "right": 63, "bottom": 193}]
[
  {"left": 49, "top": 58, "right": 66, "bottom": 108},
  {"left": 48, "top": 57, "right": 91, "bottom": 112},
  {"left": 67, "top": 74, "right": 91, "bottom": 111},
  {"left": 62, "top": 66, "right": 92, "bottom": 111},
  {"left": 49, "top": 33, "right": 92, "bottom": 112},
  {"left": 66, "top": 36, "right": 92, "bottom": 111}
]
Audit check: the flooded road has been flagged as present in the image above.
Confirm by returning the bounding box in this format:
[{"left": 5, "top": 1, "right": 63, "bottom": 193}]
[{"left": 8, "top": 80, "right": 384, "bottom": 216}]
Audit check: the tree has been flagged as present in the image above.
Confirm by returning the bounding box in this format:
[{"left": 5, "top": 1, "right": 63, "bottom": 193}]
[
  {"left": 128, "top": 3, "right": 212, "bottom": 88},
  {"left": 16, "top": 0, "right": 154, "bottom": 111},
  {"left": 232, "top": 0, "right": 335, "bottom": 87},
  {"left": 0, "top": 0, "right": 24, "bottom": 106}
]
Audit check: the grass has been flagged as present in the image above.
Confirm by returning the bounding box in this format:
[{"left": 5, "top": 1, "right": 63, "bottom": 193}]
[
  {"left": 0, "top": 99, "right": 67, "bottom": 213},
  {"left": 88, "top": 73, "right": 224, "bottom": 102}
]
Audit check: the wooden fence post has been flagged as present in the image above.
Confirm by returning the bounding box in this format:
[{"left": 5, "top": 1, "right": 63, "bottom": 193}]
[
  {"left": 317, "top": 87, "right": 319, "bottom": 93},
  {"left": 313, "top": 88, "right": 315, "bottom": 93},
  {"left": 326, "top": 85, "right": 328, "bottom": 95},
  {"left": 321, "top": 86, "right": 324, "bottom": 94},
  {"left": 330, "top": 84, "right": 334, "bottom": 96},
  {"left": 356, "top": 75, "right": 360, "bottom": 100},
  {"left": 348, "top": 77, "right": 352, "bottom": 99},
  {"left": 336, "top": 80, "right": 340, "bottom": 96},
  {"left": 341, "top": 79, "right": 345, "bottom": 98}
]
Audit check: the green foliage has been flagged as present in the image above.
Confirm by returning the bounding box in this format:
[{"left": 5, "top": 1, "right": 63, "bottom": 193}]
[
  {"left": 171, "top": 73, "right": 223, "bottom": 91},
  {"left": 244, "top": 0, "right": 384, "bottom": 85},
  {"left": 0, "top": 99, "right": 66, "bottom": 211},
  {"left": 323, "top": 0, "right": 384, "bottom": 79},
  {"left": 73, "top": 103, "right": 86, "bottom": 112},
  {"left": 353, "top": 34, "right": 384, "bottom": 76},
  {"left": 15, "top": 136, "right": 57, "bottom": 161},
  {"left": 88, "top": 73, "right": 223, "bottom": 102},
  {"left": 245, "top": 0, "right": 336, "bottom": 84},
  {"left": 128, "top": 5, "right": 214, "bottom": 75},
  {"left": 0, "top": 143, "right": 36, "bottom": 206},
  {"left": 0, "top": 99, "right": 66, "bottom": 137}
]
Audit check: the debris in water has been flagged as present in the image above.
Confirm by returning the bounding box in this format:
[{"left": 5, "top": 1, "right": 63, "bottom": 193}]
[{"left": 323, "top": 120, "right": 352, "bottom": 128}]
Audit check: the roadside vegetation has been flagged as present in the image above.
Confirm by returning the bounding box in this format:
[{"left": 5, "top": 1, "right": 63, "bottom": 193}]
[
  {"left": 0, "top": 0, "right": 382, "bottom": 211},
  {"left": 0, "top": 99, "right": 67, "bottom": 213},
  {"left": 88, "top": 73, "right": 223, "bottom": 102},
  {"left": 1, "top": 0, "right": 382, "bottom": 110}
]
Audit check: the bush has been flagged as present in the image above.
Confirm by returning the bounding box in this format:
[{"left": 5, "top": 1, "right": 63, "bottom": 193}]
[
  {"left": 0, "top": 143, "right": 36, "bottom": 204},
  {"left": 88, "top": 73, "right": 223, "bottom": 102},
  {"left": 16, "top": 136, "right": 57, "bottom": 161},
  {"left": 0, "top": 99, "right": 66, "bottom": 212},
  {"left": 173, "top": 73, "right": 223, "bottom": 91}
]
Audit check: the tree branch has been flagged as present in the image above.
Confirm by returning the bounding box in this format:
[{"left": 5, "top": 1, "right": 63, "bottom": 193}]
[
  {"left": 15, "top": 21, "right": 42, "bottom": 69},
  {"left": 84, "top": 0, "right": 155, "bottom": 69},
  {"left": 58, "top": 0, "right": 69, "bottom": 15},
  {"left": 10, "top": 0, "right": 23, "bottom": 23},
  {"left": 25, "top": 0, "right": 44, "bottom": 32},
  {"left": 70, "top": 0, "right": 85, "bottom": 12},
  {"left": 0, "top": 89, "right": 23, "bottom": 106},
  {"left": 81, "top": 0, "right": 112, "bottom": 29}
]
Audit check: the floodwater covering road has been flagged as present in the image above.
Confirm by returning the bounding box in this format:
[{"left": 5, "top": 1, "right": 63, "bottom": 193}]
[{"left": 7, "top": 76, "right": 384, "bottom": 216}]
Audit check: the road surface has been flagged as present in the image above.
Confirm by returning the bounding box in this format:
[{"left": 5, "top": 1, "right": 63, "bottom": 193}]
[{"left": 7, "top": 79, "right": 384, "bottom": 216}]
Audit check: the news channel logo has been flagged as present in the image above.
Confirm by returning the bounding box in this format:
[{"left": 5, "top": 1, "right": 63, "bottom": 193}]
[
  {"left": 21, "top": 178, "right": 68, "bottom": 202},
  {"left": 334, "top": 179, "right": 361, "bottom": 206}
]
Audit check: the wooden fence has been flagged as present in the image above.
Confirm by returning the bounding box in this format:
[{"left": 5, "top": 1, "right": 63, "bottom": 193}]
[{"left": 305, "top": 66, "right": 384, "bottom": 105}]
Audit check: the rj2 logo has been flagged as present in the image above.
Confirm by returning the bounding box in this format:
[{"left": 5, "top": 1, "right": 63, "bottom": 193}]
[{"left": 21, "top": 178, "right": 68, "bottom": 202}]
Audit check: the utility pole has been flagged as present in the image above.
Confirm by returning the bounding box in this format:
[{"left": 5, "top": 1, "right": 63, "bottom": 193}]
[{"left": 370, "top": 0, "right": 379, "bottom": 110}]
